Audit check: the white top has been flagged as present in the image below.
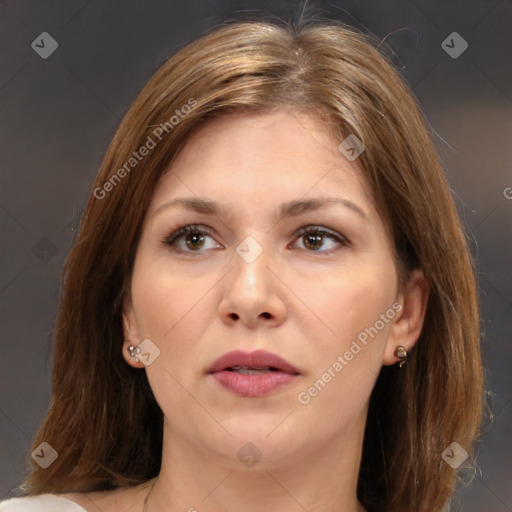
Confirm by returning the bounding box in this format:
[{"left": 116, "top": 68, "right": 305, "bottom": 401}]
[{"left": 0, "top": 495, "right": 87, "bottom": 511}]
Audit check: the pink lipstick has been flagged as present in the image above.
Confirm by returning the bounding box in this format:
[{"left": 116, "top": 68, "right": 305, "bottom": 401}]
[{"left": 207, "top": 349, "right": 300, "bottom": 397}]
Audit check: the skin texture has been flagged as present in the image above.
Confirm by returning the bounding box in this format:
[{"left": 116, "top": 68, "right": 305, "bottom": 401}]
[{"left": 63, "top": 110, "right": 428, "bottom": 512}]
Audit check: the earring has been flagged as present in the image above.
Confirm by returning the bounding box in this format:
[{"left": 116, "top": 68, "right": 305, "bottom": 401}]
[
  {"left": 128, "top": 345, "right": 142, "bottom": 363},
  {"left": 394, "top": 345, "right": 408, "bottom": 368}
]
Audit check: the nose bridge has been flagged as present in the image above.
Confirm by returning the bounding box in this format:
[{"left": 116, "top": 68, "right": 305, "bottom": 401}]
[
  {"left": 230, "top": 240, "right": 271, "bottom": 300},
  {"left": 218, "top": 236, "right": 287, "bottom": 326}
]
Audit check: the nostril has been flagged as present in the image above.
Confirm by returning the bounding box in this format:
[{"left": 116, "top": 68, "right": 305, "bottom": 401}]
[
  {"left": 229, "top": 313, "right": 240, "bottom": 320},
  {"left": 261, "top": 312, "right": 271, "bottom": 319}
]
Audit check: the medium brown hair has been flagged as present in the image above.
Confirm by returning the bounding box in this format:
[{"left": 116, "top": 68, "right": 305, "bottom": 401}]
[{"left": 22, "top": 17, "right": 483, "bottom": 512}]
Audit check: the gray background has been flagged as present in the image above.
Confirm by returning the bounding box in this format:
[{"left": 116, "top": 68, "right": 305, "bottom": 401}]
[{"left": 1, "top": 0, "right": 511, "bottom": 510}]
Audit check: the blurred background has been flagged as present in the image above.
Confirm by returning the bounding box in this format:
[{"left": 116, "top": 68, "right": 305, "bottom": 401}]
[{"left": 1, "top": 1, "right": 511, "bottom": 510}]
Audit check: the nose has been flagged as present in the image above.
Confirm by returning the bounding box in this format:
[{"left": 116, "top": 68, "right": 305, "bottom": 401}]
[{"left": 218, "top": 246, "right": 287, "bottom": 329}]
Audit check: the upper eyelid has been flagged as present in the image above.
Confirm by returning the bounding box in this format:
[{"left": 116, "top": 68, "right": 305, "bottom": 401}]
[{"left": 295, "top": 225, "right": 342, "bottom": 237}]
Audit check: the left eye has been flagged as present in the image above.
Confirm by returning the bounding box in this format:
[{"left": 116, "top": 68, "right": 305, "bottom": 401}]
[{"left": 292, "top": 227, "right": 348, "bottom": 252}]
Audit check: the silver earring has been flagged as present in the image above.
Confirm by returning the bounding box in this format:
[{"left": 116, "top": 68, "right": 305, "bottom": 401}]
[
  {"left": 394, "top": 345, "right": 408, "bottom": 368},
  {"left": 128, "top": 345, "right": 142, "bottom": 362}
]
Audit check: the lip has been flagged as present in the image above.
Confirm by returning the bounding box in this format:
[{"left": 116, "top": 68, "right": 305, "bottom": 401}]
[
  {"left": 207, "top": 349, "right": 300, "bottom": 397},
  {"left": 207, "top": 349, "right": 300, "bottom": 374}
]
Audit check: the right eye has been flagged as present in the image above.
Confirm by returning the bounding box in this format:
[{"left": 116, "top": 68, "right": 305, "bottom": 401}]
[{"left": 163, "top": 224, "right": 223, "bottom": 253}]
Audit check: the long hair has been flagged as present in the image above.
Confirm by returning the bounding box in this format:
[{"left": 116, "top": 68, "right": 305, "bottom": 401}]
[{"left": 21, "top": 17, "right": 483, "bottom": 512}]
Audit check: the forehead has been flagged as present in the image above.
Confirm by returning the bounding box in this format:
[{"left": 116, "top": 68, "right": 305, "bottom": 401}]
[{"left": 151, "top": 110, "right": 376, "bottom": 213}]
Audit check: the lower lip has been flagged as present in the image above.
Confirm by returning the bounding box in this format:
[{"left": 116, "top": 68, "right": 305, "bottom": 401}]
[{"left": 210, "top": 371, "right": 299, "bottom": 397}]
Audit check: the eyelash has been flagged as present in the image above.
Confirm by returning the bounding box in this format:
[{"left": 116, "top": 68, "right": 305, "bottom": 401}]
[{"left": 162, "top": 223, "right": 350, "bottom": 254}]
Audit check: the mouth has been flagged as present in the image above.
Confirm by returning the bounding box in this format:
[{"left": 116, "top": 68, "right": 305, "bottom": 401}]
[
  {"left": 224, "top": 366, "right": 282, "bottom": 375},
  {"left": 207, "top": 349, "right": 301, "bottom": 397},
  {"left": 207, "top": 349, "right": 300, "bottom": 375}
]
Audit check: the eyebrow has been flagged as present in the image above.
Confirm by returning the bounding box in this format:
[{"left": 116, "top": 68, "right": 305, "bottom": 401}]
[{"left": 152, "top": 197, "right": 369, "bottom": 222}]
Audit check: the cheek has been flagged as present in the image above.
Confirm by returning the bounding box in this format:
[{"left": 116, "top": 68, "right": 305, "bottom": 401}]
[
  {"left": 298, "top": 263, "right": 397, "bottom": 347},
  {"left": 294, "top": 264, "right": 397, "bottom": 415},
  {"left": 130, "top": 257, "right": 214, "bottom": 360},
  {"left": 130, "top": 262, "right": 216, "bottom": 414}
]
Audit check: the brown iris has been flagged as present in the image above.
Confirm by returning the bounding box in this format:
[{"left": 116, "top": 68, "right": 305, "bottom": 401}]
[
  {"left": 303, "top": 232, "right": 323, "bottom": 250},
  {"left": 185, "top": 233, "right": 205, "bottom": 250}
]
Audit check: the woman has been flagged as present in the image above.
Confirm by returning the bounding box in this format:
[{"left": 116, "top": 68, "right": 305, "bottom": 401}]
[{"left": 1, "top": 16, "right": 483, "bottom": 512}]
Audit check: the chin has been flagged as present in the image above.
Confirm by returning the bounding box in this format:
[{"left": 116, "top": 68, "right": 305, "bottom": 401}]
[{"left": 204, "top": 422, "right": 305, "bottom": 469}]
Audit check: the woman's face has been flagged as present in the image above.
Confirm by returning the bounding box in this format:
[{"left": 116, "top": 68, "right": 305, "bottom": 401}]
[{"left": 123, "top": 109, "right": 421, "bottom": 469}]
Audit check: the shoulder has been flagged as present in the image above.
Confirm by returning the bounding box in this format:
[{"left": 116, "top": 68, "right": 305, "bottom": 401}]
[
  {"left": 0, "top": 479, "right": 156, "bottom": 512},
  {"left": 0, "top": 494, "right": 87, "bottom": 511}
]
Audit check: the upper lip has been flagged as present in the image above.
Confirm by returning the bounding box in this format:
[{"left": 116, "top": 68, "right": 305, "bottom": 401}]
[{"left": 207, "top": 349, "right": 300, "bottom": 375}]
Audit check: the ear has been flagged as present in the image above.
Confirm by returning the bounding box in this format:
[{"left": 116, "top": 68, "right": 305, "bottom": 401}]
[
  {"left": 121, "top": 294, "right": 145, "bottom": 369},
  {"left": 382, "top": 269, "right": 430, "bottom": 366}
]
